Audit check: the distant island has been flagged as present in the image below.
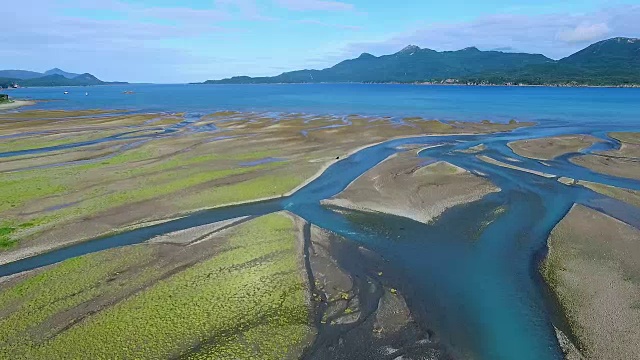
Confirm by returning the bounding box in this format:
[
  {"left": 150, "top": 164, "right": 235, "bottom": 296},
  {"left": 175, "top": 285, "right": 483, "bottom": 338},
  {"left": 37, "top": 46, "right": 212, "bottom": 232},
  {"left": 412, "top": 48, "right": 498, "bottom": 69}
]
[
  {"left": 0, "top": 68, "right": 127, "bottom": 88},
  {"left": 201, "top": 37, "right": 640, "bottom": 87}
]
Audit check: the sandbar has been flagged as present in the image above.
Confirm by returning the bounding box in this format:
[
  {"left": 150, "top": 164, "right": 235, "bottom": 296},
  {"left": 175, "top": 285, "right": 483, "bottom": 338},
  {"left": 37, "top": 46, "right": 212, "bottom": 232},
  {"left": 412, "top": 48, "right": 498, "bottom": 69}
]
[
  {"left": 324, "top": 151, "right": 500, "bottom": 223},
  {"left": 508, "top": 135, "right": 601, "bottom": 160},
  {"left": 542, "top": 205, "right": 640, "bottom": 359},
  {"left": 0, "top": 100, "right": 36, "bottom": 110}
]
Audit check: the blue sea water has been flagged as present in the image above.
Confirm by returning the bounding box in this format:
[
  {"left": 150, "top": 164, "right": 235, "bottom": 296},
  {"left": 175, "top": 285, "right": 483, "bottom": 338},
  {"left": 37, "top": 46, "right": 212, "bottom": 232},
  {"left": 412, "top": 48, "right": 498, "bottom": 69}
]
[
  {"left": 9, "top": 83, "right": 640, "bottom": 127},
  {"left": 3, "top": 84, "right": 640, "bottom": 359}
]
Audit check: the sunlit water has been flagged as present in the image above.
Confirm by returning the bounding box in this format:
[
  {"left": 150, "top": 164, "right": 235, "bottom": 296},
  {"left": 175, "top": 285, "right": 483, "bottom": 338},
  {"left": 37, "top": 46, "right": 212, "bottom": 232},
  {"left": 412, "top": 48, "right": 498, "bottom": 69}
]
[{"left": 3, "top": 84, "right": 640, "bottom": 359}]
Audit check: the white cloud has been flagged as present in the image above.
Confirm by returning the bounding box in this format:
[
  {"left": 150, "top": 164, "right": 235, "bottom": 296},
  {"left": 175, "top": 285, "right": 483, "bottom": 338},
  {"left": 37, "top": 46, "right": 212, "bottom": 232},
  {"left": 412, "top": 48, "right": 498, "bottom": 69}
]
[
  {"left": 557, "top": 23, "right": 611, "bottom": 43},
  {"left": 332, "top": 5, "right": 640, "bottom": 61},
  {"left": 274, "top": 0, "right": 354, "bottom": 12}
]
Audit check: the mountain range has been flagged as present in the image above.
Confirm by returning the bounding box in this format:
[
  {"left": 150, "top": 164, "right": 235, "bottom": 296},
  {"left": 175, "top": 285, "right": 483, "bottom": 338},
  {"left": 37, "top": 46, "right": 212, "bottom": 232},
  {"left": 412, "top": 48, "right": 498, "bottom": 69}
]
[
  {"left": 203, "top": 37, "right": 640, "bottom": 86},
  {"left": 0, "top": 68, "right": 127, "bottom": 88}
]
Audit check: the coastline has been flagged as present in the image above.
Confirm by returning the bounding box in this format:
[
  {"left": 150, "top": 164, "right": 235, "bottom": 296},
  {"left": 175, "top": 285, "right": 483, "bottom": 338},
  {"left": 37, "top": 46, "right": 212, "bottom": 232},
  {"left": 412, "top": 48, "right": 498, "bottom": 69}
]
[
  {"left": 197, "top": 82, "right": 640, "bottom": 89},
  {"left": 0, "top": 100, "right": 36, "bottom": 110}
]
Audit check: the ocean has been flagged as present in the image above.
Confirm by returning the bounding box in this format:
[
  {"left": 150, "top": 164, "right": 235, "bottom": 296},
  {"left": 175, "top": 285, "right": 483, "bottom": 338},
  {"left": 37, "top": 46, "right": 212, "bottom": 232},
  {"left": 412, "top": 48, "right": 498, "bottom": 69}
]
[{"left": 9, "top": 83, "right": 640, "bottom": 128}]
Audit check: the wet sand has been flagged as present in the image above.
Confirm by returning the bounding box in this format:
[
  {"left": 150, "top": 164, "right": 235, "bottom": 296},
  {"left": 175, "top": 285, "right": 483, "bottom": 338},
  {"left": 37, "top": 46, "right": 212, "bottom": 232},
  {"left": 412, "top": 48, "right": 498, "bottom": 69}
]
[
  {"left": 0, "top": 213, "right": 315, "bottom": 359},
  {"left": 542, "top": 205, "right": 640, "bottom": 359},
  {"left": 508, "top": 135, "right": 601, "bottom": 160},
  {"left": 0, "top": 100, "right": 36, "bottom": 110},
  {"left": 324, "top": 150, "right": 499, "bottom": 224},
  {"left": 478, "top": 154, "right": 556, "bottom": 178},
  {"left": 559, "top": 178, "right": 640, "bottom": 209},
  {"left": 571, "top": 132, "right": 640, "bottom": 180},
  {"left": 0, "top": 110, "right": 529, "bottom": 264},
  {"left": 302, "top": 220, "right": 448, "bottom": 359}
]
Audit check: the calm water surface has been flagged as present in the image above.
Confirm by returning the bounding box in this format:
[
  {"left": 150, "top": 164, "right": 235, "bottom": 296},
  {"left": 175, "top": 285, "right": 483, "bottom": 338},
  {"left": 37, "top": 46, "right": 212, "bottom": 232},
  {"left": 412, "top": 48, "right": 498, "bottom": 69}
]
[{"left": 9, "top": 83, "right": 640, "bottom": 125}]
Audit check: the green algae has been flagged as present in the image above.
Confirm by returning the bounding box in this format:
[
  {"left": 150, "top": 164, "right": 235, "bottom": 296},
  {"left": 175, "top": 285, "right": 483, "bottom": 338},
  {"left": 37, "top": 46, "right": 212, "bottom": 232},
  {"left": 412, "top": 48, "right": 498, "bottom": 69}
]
[
  {"left": 0, "top": 129, "right": 129, "bottom": 153},
  {"left": 0, "top": 174, "right": 67, "bottom": 213},
  {"left": 0, "top": 246, "right": 157, "bottom": 354},
  {"left": 0, "top": 213, "right": 314, "bottom": 359},
  {"left": 0, "top": 225, "right": 16, "bottom": 248},
  {"left": 0, "top": 143, "right": 289, "bottom": 249},
  {"left": 180, "top": 173, "right": 306, "bottom": 209}
]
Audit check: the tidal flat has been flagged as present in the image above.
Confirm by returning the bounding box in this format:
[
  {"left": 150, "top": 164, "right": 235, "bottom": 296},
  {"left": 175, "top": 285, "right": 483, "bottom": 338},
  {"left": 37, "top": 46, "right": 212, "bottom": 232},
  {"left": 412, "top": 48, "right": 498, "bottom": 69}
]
[
  {"left": 323, "top": 150, "right": 499, "bottom": 224},
  {"left": 508, "top": 135, "right": 602, "bottom": 161},
  {"left": 0, "top": 213, "right": 314, "bottom": 359},
  {"left": 570, "top": 132, "right": 640, "bottom": 180},
  {"left": 542, "top": 205, "right": 640, "bottom": 360},
  {"left": 0, "top": 110, "right": 528, "bottom": 263},
  {"left": 1, "top": 106, "right": 640, "bottom": 360}
]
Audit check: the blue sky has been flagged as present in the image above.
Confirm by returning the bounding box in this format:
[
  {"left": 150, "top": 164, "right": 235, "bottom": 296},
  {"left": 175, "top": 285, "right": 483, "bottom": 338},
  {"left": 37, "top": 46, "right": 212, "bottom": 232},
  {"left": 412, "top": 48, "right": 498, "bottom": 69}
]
[{"left": 2, "top": 0, "right": 639, "bottom": 82}]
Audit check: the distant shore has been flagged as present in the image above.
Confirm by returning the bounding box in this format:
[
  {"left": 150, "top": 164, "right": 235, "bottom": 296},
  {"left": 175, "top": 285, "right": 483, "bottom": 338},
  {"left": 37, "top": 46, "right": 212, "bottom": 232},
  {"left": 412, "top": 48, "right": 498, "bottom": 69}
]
[{"left": 197, "top": 81, "right": 640, "bottom": 88}]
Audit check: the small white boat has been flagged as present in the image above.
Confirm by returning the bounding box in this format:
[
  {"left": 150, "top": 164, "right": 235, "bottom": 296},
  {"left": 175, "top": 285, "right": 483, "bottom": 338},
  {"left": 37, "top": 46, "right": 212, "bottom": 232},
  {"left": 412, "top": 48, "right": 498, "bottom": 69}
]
[
  {"left": 64, "top": 91, "right": 69, "bottom": 94},
  {"left": 85, "top": 92, "right": 88, "bottom": 96}
]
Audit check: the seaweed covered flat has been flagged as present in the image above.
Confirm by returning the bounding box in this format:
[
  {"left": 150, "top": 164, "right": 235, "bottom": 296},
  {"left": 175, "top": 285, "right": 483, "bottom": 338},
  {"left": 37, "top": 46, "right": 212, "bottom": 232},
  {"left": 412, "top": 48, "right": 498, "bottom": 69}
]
[{"left": 1, "top": 106, "right": 639, "bottom": 360}]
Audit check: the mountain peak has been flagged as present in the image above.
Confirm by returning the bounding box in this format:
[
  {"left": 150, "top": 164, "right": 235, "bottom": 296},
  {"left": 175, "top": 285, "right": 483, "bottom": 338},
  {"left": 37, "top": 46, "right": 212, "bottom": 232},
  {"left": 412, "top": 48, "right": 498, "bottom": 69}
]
[
  {"left": 204, "top": 38, "right": 639, "bottom": 86},
  {"left": 357, "top": 52, "right": 376, "bottom": 59},
  {"left": 604, "top": 37, "right": 640, "bottom": 43},
  {"left": 44, "top": 68, "right": 81, "bottom": 79},
  {"left": 398, "top": 45, "right": 421, "bottom": 53}
]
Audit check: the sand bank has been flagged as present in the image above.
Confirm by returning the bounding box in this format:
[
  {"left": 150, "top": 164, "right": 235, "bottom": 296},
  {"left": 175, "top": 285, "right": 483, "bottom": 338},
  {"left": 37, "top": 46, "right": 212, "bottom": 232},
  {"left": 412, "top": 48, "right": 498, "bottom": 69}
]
[
  {"left": 542, "top": 205, "right": 640, "bottom": 359},
  {"left": 0, "top": 100, "right": 36, "bottom": 110},
  {"left": 324, "top": 150, "right": 500, "bottom": 224},
  {"left": 508, "top": 135, "right": 601, "bottom": 160},
  {"left": 477, "top": 154, "right": 556, "bottom": 178},
  {"left": 570, "top": 132, "right": 640, "bottom": 180}
]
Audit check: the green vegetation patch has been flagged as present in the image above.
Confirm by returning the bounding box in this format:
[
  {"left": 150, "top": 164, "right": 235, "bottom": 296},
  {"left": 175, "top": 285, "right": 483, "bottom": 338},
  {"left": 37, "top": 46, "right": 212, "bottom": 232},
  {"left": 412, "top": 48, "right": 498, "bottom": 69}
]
[
  {"left": 0, "top": 142, "right": 287, "bottom": 249},
  {"left": 180, "top": 172, "right": 308, "bottom": 209},
  {"left": 0, "top": 245, "right": 157, "bottom": 354},
  {"left": 0, "top": 224, "right": 16, "bottom": 248},
  {"left": 0, "top": 213, "right": 314, "bottom": 359},
  {"left": 0, "top": 129, "right": 128, "bottom": 153},
  {"left": 0, "top": 174, "right": 67, "bottom": 213}
]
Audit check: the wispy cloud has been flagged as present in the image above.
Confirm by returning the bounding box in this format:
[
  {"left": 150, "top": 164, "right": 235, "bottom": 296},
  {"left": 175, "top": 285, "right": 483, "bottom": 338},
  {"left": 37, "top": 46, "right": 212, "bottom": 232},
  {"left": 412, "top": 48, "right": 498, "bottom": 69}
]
[
  {"left": 0, "top": 0, "right": 234, "bottom": 82},
  {"left": 556, "top": 23, "right": 611, "bottom": 43},
  {"left": 333, "top": 5, "right": 640, "bottom": 60},
  {"left": 296, "top": 19, "right": 361, "bottom": 30},
  {"left": 274, "top": 0, "right": 354, "bottom": 12}
]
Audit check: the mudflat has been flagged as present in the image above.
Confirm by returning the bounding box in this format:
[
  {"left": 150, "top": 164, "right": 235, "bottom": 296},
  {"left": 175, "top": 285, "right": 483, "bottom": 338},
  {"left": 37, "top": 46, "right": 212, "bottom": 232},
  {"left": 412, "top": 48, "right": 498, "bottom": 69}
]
[
  {"left": 0, "top": 213, "right": 315, "bottom": 359},
  {"left": 571, "top": 132, "right": 640, "bottom": 180},
  {"left": 324, "top": 150, "right": 500, "bottom": 223},
  {"left": 542, "top": 205, "right": 640, "bottom": 360},
  {"left": 559, "top": 178, "right": 640, "bottom": 208},
  {"left": 0, "top": 110, "right": 528, "bottom": 264},
  {"left": 508, "top": 135, "right": 601, "bottom": 160}
]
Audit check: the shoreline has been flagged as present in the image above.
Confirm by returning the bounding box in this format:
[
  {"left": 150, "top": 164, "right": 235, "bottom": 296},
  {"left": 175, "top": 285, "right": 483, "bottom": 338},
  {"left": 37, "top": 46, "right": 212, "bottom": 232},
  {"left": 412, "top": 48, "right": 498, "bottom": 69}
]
[
  {"left": 0, "top": 100, "right": 36, "bottom": 110},
  {"left": 196, "top": 82, "right": 640, "bottom": 89}
]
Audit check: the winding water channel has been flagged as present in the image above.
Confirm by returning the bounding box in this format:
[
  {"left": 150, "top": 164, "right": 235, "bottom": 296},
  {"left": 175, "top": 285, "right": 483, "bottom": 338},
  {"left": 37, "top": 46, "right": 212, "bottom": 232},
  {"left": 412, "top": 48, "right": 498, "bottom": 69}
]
[{"left": 1, "top": 118, "right": 640, "bottom": 359}]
